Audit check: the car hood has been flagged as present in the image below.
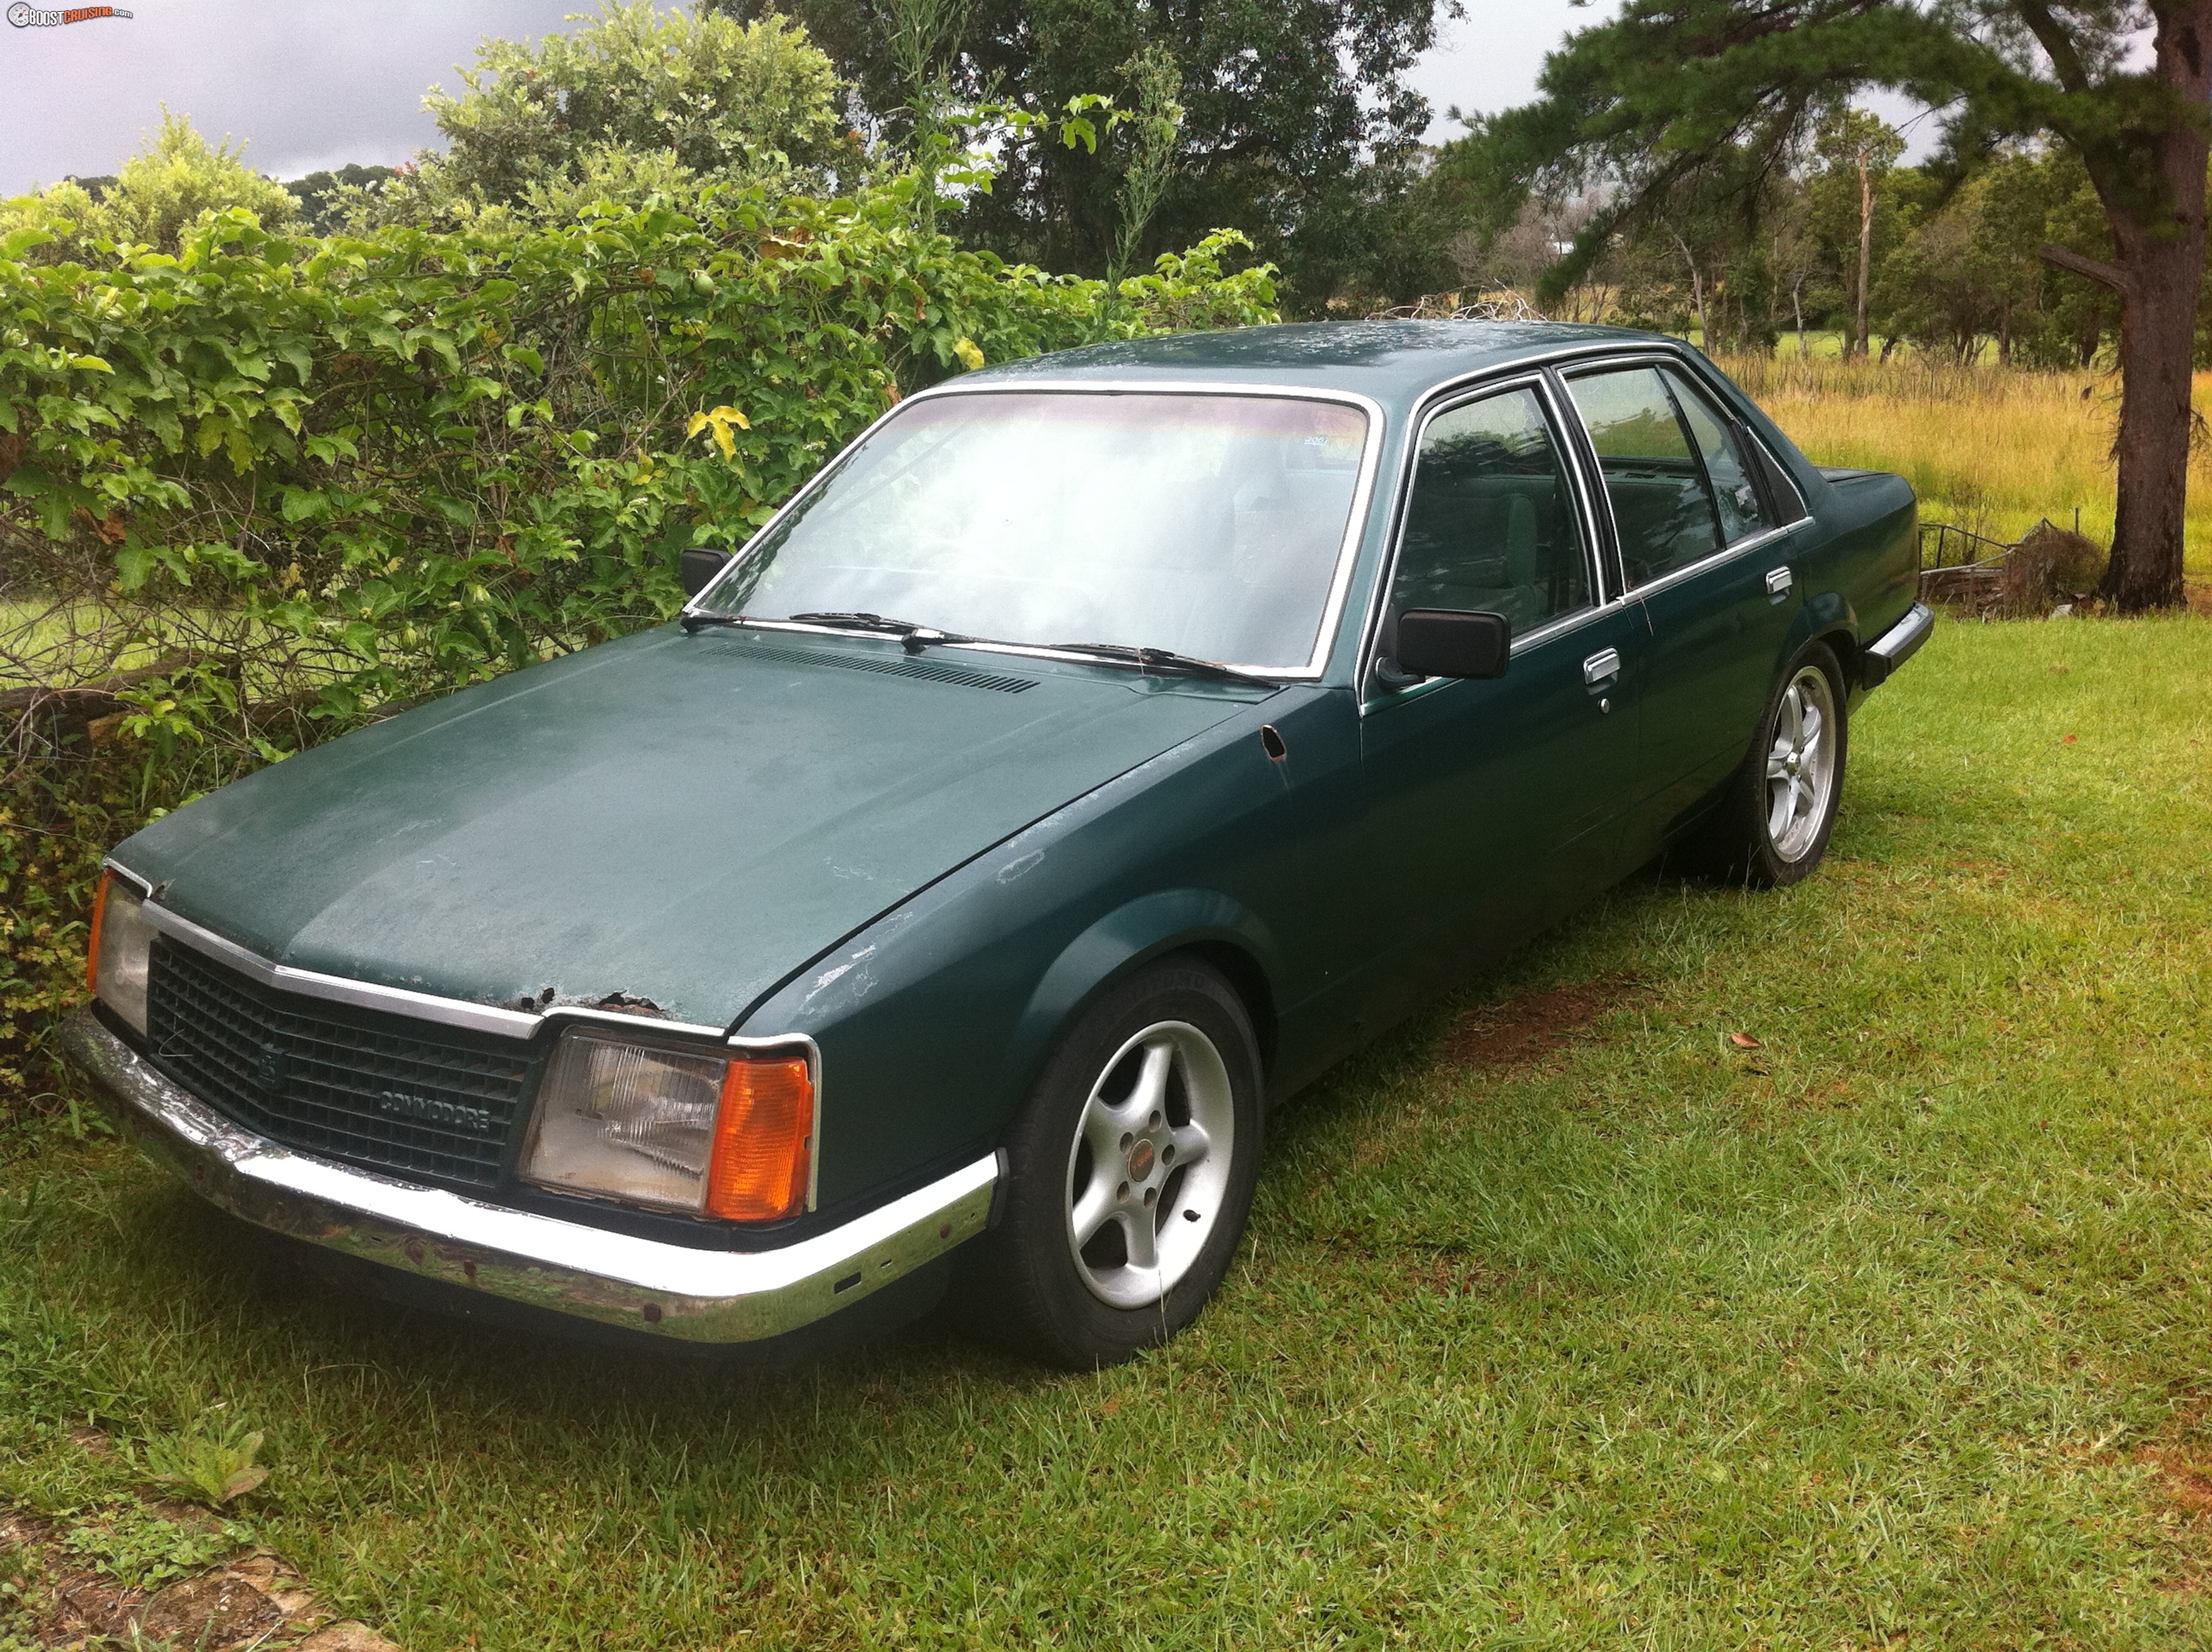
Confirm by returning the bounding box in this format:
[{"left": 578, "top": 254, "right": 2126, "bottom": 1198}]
[{"left": 114, "top": 626, "right": 1261, "bottom": 1027}]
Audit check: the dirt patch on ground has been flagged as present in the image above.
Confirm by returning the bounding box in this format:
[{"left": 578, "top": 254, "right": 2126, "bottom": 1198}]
[
  {"left": 1401, "top": 1251, "right": 1526, "bottom": 1299},
  {"left": 1443, "top": 975, "right": 1642, "bottom": 1071},
  {"left": 1, "top": 1505, "right": 398, "bottom": 1650}
]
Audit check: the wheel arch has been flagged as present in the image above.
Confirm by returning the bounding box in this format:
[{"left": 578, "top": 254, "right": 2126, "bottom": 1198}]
[{"left": 996, "top": 888, "right": 1283, "bottom": 1114}]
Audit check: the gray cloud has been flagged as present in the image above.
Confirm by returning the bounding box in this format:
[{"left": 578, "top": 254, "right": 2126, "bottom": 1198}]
[{"left": 1, "top": 0, "right": 578, "bottom": 192}]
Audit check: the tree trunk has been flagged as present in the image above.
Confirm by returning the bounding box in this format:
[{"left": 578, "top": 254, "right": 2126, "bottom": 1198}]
[
  {"left": 1792, "top": 279, "right": 1807, "bottom": 356},
  {"left": 1854, "top": 152, "right": 1874, "bottom": 359},
  {"left": 2043, "top": 0, "right": 2212, "bottom": 612},
  {"left": 2104, "top": 222, "right": 2201, "bottom": 609},
  {"left": 1998, "top": 298, "right": 2012, "bottom": 368}
]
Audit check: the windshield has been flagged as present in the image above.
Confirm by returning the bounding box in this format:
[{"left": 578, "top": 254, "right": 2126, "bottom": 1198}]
[{"left": 694, "top": 390, "right": 1370, "bottom": 671}]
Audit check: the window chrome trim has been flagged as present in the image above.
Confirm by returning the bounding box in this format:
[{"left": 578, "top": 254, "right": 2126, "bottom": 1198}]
[
  {"left": 678, "top": 377, "right": 1388, "bottom": 683},
  {"left": 1554, "top": 352, "right": 1818, "bottom": 601},
  {"left": 1354, "top": 369, "right": 1625, "bottom": 710}
]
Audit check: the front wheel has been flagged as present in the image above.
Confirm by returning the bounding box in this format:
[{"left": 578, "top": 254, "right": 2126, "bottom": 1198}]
[
  {"left": 959, "top": 959, "right": 1262, "bottom": 1369},
  {"left": 1684, "top": 641, "right": 1848, "bottom": 887}
]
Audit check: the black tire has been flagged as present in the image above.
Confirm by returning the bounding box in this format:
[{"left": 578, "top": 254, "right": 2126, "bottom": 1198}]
[
  {"left": 1681, "top": 639, "right": 1849, "bottom": 888},
  {"left": 958, "top": 958, "right": 1263, "bottom": 1369}
]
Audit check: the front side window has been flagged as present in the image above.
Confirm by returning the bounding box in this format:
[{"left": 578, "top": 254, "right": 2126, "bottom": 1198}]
[
  {"left": 1668, "top": 372, "right": 1771, "bottom": 544},
  {"left": 1567, "top": 366, "right": 1722, "bottom": 588},
  {"left": 692, "top": 391, "right": 1369, "bottom": 671},
  {"left": 1388, "top": 386, "right": 1592, "bottom": 639}
]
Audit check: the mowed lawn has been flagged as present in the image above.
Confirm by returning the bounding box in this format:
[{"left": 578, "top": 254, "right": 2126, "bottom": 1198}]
[{"left": 3, "top": 617, "right": 2210, "bottom": 1649}]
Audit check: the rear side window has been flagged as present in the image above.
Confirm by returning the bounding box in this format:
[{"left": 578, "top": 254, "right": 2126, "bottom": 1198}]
[
  {"left": 1566, "top": 366, "right": 1721, "bottom": 587},
  {"left": 1668, "top": 372, "right": 1770, "bottom": 544},
  {"left": 1390, "top": 387, "right": 1592, "bottom": 637}
]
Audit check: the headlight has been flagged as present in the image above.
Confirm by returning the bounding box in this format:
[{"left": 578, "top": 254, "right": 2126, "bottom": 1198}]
[
  {"left": 88, "top": 870, "right": 155, "bottom": 1037},
  {"left": 520, "top": 1027, "right": 813, "bottom": 1222}
]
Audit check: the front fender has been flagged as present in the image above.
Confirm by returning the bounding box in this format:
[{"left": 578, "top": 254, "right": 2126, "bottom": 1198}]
[{"left": 732, "top": 686, "right": 1355, "bottom": 1217}]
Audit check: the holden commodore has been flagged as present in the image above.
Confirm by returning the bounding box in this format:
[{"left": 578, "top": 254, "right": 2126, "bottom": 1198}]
[{"left": 63, "top": 322, "right": 1930, "bottom": 1368}]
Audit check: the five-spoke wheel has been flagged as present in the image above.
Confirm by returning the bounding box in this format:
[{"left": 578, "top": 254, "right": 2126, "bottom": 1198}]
[
  {"left": 1681, "top": 638, "right": 1849, "bottom": 887},
  {"left": 1064, "top": 1021, "right": 1237, "bottom": 1309},
  {"left": 1764, "top": 664, "right": 1838, "bottom": 863},
  {"left": 960, "top": 960, "right": 1261, "bottom": 1368}
]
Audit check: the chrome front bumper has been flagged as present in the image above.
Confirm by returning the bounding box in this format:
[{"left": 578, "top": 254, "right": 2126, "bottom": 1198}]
[
  {"left": 60, "top": 1009, "right": 997, "bottom": 1343},
  {"left": 1860, "top": 602, "right": 1934, "bottom": 689}
]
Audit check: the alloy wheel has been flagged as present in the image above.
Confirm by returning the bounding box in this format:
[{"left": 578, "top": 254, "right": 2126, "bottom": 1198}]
[
  {"left": 1062, "top": 1020, "right": 1237, "bottom": 1309},
  {"left": 1765, "top": 664, "right": 1838, "bottom": 862}
]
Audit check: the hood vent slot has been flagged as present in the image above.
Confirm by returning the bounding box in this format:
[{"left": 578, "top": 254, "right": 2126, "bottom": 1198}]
[{"left": 732, "top": 640, "right": 1036, "bottom": 694}]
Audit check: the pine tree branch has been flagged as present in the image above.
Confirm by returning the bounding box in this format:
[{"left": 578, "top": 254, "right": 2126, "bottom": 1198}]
[{"left": 2011, "top": 0, "right": 2097, "bottom": 96}]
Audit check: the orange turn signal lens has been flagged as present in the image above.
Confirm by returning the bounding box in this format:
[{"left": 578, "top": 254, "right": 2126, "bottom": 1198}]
[
  {"left": 704, "top": 1054, "right": 813, "bottom": 1222},
  {"left": 85, "top": 870, "right": 112, "bottom": 994}
]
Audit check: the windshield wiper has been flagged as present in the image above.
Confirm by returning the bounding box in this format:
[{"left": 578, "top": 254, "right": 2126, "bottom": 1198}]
[
  {"left": 786, "top": 612, "right": 982, "bottom": 654},
  {"left": 679, "top": 611, "right": 748, "bottom": 634},
  {"left": 1051, "top": 643, "right": 1277, "bottom": 689}
]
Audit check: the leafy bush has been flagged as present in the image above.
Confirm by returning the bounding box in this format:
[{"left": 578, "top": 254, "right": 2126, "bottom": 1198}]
[
  {"left": 0, "top": 110, "right": 300, "bottom": 262},
  {"left": 355, "top": 1, "right": 858, "bottom": 230},
  {"left": 0, "top": 178, "right": 1277, "bottom": 1104}
]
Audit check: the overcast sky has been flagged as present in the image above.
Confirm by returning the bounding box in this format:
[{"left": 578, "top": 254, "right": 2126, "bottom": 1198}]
[{"left": 0, "top": 0, "right": 1925, "bottom": 195}]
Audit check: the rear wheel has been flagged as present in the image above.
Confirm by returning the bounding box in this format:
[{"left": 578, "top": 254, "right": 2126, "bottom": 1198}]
[
  {"left": 961, "top": 959, "right": 1262, "bottom": 1369},
  {"left": 1683, "top": 641, "right": 1848, "bottom": 887}
]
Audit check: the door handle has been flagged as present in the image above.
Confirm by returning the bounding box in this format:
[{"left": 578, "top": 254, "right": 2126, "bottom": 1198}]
[
  {"left": 1766, "top": 565, "right": 1795, "bottom": 596},
  {"left": 1581, "top": 648, "right": 1621, "bottom": 685}
]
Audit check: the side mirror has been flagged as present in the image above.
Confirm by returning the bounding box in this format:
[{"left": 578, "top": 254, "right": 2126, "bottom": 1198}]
[
  {"left": 1390, "top": 608, "right": 1511, "bottom": 680},
  {"left": 680, "top": 549, "right": 733, "bottom": 599}
]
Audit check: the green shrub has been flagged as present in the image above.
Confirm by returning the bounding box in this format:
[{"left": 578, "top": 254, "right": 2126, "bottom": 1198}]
[{"left": 0, "top": 180, "right": 1277, "bottom": 1107}]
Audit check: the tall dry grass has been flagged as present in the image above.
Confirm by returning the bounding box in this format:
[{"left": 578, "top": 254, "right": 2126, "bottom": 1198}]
[{"left": 1717, "top": 355, "right": 2212, "bottom": 578}]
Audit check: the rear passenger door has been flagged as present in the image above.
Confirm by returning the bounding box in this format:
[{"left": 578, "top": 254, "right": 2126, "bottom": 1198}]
[
  {"left": 1355, "top": 377, "right": 1644, "bottom": 998},
  {"left": 1561, "top": 359, "right": 1805, "bottom": 853}
]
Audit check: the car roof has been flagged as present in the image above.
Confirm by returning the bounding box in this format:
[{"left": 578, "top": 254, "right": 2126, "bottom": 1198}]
[{"left": 961, "top": 320, "right": 1679, "bottom": 417}]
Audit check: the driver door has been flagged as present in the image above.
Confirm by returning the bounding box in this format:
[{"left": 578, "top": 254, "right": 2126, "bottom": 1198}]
[{"left": 1353, "top": 377, "right": 1644, "bottom": 1012}]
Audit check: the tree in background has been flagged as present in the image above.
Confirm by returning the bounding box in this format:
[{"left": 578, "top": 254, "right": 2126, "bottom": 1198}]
[
  {"left": 284, "top": 165, "right": 398, "bottom": 234},
  {"left": 0, "top": 111, "right": 298, "bottom": 259},
  {"left": 1445, "top": 0, "right": 2212, "bottom": 611},
  {"left": 715, "top": 0, "right": 1458, "bottom": 311},
  {"left": 1813, "top": 110, "right": 1904, "bottom": 358},
  {"left": 352, "top": 1, "right": 849, "bottom": 228}
]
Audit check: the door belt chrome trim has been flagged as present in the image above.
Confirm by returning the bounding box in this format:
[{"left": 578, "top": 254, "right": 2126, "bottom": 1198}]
[
  {"left": 59, "top": 1009, "right": 989, "bottom": 1344},
  {"left": 1623, "top": 516, "right": 1813, "bottom": 602},
  {"left": 1861, "top": 602, "right": 1934, "bottom": 687}
]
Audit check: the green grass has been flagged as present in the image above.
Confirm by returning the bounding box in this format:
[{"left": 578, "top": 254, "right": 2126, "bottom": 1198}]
[{"left": 4, "top": 617, "right": 2211, "bottom": 1648}]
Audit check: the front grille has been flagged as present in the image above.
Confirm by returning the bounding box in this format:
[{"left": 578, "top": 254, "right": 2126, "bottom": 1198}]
[{"left": 145, "top": 939, "right": 535, "bottom": 1189}]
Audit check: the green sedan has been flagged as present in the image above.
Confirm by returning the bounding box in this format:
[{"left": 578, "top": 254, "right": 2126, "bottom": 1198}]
[{"left": 64, "top": 322, "right": 1930, "bottom": 1368}]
